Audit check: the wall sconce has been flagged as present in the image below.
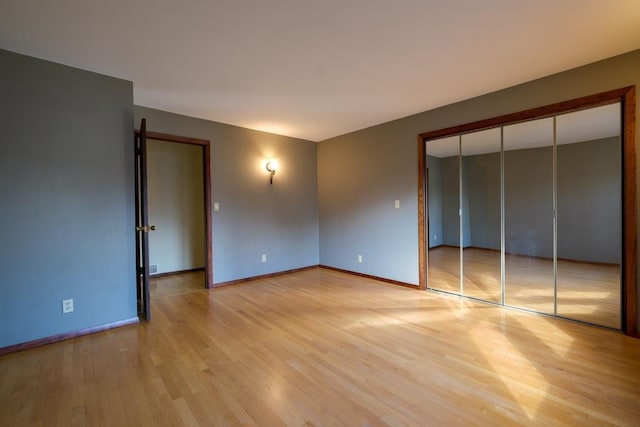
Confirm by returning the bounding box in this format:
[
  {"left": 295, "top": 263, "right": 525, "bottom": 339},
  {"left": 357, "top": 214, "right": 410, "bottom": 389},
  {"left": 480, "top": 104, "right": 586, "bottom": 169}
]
[{"left": 265, "top": 160, "right": 278, "bottom": 184}]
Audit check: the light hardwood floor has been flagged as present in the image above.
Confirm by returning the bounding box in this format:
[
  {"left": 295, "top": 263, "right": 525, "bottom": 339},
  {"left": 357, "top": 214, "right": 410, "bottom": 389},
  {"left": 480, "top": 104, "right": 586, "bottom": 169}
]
[
  {"left": 428, "top": 246, "right": 621, "bottom": 328},
  {"left": 1, "top": 268, "right": 639, "bottom": 425}
]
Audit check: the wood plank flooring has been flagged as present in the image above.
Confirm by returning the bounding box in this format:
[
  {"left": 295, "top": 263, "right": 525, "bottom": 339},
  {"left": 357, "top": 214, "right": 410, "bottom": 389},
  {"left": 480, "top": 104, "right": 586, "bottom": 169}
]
[
  {"left": 428, "top": 246, "right": 621, "bottom": 328},
  {"left": 1, "top": 268, "right": 639, "bottom": 425}
]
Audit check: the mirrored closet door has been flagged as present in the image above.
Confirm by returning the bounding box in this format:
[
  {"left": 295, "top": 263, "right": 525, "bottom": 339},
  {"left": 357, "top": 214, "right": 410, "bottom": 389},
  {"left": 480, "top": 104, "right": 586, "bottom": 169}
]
[
  {"left": 556, "top": 104, "right": 621, "bottom": 329},
  {"left": 424, "top": 102, "right": 623, "bottom": 329},
  {"left": 503, "top": 117, "right": 555, "bottom": 314},
  {"left": 461, "top": 129, "right": 502, "bottom": 303},
  {"left": 426, "top": 136, "right": 461, "bottom": 294}
]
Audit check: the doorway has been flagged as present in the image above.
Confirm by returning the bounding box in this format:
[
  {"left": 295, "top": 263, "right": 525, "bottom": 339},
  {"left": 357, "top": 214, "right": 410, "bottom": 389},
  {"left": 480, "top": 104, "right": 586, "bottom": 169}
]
[
  {"left": 147, "top": 139, "right": 205, "bottom": 278},
  {"left": 145, "top": 131, "right": 212, "bottom": 288},
  {"left": 135, "top": 126, "right": 213, "bottom": 320}
]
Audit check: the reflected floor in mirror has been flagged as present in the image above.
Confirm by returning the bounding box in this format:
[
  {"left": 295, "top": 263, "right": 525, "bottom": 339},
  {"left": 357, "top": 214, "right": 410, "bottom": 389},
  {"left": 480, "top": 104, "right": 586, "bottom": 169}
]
[
  {"left": 464, "top": 248, "right": 502, "bottom": 303},
  {"left": 428, "top": 247, "right": 502, "bottom": 302},
  {"left": 556, "top": 260, "right": 620, "bottom": 329},
  {"left": 428, "top": 246, "right": 620, "bottom": 329},
  {"left": 427, "top": 245, "right": 461, "bottom": 294}
]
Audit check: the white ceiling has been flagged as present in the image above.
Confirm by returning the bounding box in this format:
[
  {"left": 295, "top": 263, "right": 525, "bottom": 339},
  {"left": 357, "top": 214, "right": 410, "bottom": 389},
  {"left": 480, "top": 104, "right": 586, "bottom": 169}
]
[{"left": 1, "top": 1, "right": 639, "bottom": 142}]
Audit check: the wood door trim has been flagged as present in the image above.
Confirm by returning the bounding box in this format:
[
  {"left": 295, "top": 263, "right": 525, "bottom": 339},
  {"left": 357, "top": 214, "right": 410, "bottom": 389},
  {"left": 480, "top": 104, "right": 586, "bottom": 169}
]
[
  {"left": 203, "top": 141, "right": 213, "bottom": 288},
  {"left": 622, "top": 86, "right": 637, "bottom": 336},
  {"left": 417, "top": 134, "right": 427, "bottom": 290},
  {"left": 136, "top": 130, "right": 209, "bottom": 146},
  {"left": 138, "top": 130, "right": 214, "bottom": 289},
  {"left": 417, "top": 86, "right": 637, "bottom": 336}
]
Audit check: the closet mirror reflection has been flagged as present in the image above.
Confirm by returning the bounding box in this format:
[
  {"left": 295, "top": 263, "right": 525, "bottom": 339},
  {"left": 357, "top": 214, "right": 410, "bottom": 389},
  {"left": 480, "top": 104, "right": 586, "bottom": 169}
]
[
  {"left": 425, "top": 101, "right": 623, "bottom": 329},
  {"left": 426, "top": 136, "right": 461, "bottom": 294},
  {"left": 556, "top": 104, "right": 621, "bottom": 328},
  {"left": 461, "top": 129, "right": 501, "bottom": 303},
  {"left": 503, "top": 118, "right": 555, "bottom": 314}
]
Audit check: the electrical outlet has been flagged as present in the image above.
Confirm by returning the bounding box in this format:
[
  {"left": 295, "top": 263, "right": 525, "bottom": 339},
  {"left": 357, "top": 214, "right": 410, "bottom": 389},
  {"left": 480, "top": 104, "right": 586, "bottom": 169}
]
[
  {"left": 394, "top": 199, "right": 400, "bottom": 209},
  {"left": 357, "top": 255, "right": 363, "bottom": 263},
  {"left": 62, "top": 299, "right": 74, "bottom": 314},
  {"left": 261, "top": 254, "right": 267, "bottom": 263},
  {"left": 214, "top": 202, "right": 220, "bottom": 212}
]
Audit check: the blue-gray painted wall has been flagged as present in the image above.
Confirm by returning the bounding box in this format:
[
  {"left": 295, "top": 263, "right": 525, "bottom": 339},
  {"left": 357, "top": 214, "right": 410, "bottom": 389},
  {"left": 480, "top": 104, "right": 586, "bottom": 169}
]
[
  {"left": 318, "top": 126, "right": 418, "bottom": 284},
  {"left": 0, "top": 49, "right": 136, "bottom": 348},
  {"left": 427, "top": 138, "right": 620, "bottom": 264},
  {"left": 133, "top": 107, "right": 319, "bottom": 284}
]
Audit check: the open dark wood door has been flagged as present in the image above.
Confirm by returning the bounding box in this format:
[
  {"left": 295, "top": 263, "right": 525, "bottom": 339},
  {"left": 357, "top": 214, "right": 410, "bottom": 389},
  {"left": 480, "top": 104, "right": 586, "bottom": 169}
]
[{"left": 135, "top": 118, "right": 152, "bottom": 320}]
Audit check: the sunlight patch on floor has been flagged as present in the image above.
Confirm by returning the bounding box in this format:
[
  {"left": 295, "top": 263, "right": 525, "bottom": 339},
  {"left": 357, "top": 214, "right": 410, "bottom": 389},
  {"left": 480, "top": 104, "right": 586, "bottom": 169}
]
[{"left": 471, "top": 325, "right": 551, "bottom": 421}]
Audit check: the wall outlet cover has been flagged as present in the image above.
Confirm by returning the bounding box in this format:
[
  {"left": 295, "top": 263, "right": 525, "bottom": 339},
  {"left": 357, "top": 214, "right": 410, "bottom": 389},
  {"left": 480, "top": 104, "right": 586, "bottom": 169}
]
[{"left": 62, "top": 299, "right": 74, "bottom": 314}]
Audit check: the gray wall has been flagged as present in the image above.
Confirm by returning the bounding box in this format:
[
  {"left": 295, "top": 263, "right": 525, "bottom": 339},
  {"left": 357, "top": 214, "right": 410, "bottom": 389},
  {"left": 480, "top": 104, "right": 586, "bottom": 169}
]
[
  {"left": 504, "top": 146, "right": 554, "bottom": 258},
  {"left": 441, "top": 156, "right": 461, "bottom": 247},
  {"left": 425, "top": 138, "right": 620, "bottom": 263},
  {"left": 506, "top": 139, "right": 621, "bottom": 263},
  {"left": 427, "top": 136, "right": 619, "bottom": 260},
  {"left": 318, "top": 128, "right": 418, "bottom": 283},
  {"left": 431, "top": 151, "right": 505, "bottom": 252},
  {"left": 134, "top": 107, "right": 319, "bottom": 284},
  {"left": 0, "top": 49, "right": 136, "bottom": 348},
  {"left": 426, "top": 155, "right": 443, "bottom": 247},
  {"left": 318, "top": 49, "right": 640, "bottom": 328},
  {"left": 464, "top": 152, "right": 501, "bottom": 251},
  {"left": 558, "top": 138, "right": 621, "bottom": 264},
  {"left": 147, "top": 139, "right": 205, "bottom": 274}
]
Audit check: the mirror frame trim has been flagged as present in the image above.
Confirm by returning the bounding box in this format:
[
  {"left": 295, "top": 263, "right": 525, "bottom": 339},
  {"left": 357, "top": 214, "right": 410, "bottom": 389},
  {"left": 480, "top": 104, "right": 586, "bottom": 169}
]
[{"left": 417, "top": 86, "right": 637, "bottom": 337}]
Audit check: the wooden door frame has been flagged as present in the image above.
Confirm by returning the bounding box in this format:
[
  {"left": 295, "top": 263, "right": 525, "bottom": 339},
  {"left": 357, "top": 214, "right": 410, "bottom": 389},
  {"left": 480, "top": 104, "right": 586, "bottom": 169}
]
[
  {"left": 417, "top": 86, "right": 637, "bottom": 337},
  {"left": 135, "top": 130, "right": 213, "bottom": 289}
]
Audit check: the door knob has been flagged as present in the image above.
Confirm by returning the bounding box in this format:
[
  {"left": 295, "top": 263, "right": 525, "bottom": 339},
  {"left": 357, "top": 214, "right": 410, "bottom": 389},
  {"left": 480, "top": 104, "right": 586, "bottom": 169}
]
[{"left": 136, "top": 225, "right": 156, "bottom": 232}]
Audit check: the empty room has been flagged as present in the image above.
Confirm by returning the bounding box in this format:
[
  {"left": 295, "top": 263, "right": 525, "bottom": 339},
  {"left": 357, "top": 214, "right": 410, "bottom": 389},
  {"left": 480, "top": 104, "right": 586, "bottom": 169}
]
[{"left": 2, "top": 1, "right": 640, "bottom": 425}]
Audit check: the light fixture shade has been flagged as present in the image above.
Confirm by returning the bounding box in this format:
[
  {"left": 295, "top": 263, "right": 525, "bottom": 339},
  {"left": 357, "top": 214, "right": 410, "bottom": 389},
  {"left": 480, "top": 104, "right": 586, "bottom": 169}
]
[
  {"left": 266, "top": 160, "right": 278, "bottom": 173},
  {"left": 266, "top": 159, "right": 278, "bottom": 184}
]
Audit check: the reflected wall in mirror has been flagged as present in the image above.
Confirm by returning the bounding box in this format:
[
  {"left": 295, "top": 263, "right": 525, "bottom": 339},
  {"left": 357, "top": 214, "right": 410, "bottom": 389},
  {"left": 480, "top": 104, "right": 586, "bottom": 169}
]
[
  {"left": 461, "top": 128, "right": 501, "bottom": 303},
  {"left": 426, "top": 136, "right": 460, "bottom": 294},
  {"left": 503, "top": 118, "right": 555, "bottom": 314},
  {"left": 556, "top": 103, "right": 621, "bottom": 328}
]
